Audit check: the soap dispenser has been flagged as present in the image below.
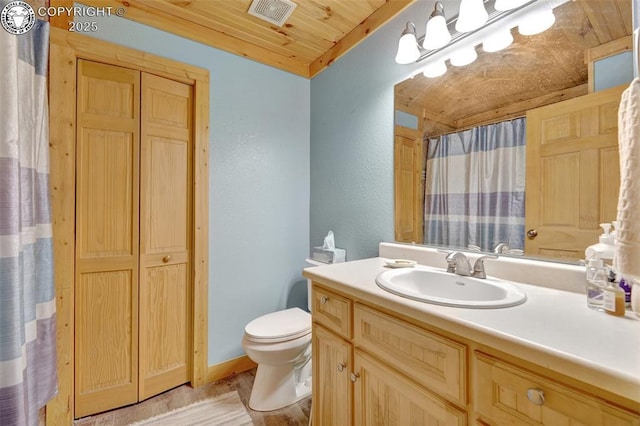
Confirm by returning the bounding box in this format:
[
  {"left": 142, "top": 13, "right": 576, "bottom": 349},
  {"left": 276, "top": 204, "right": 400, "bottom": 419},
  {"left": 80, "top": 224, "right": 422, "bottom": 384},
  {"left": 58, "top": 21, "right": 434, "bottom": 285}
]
[{"left": 585, "top": 223, "right": 616, "bottom": 261}]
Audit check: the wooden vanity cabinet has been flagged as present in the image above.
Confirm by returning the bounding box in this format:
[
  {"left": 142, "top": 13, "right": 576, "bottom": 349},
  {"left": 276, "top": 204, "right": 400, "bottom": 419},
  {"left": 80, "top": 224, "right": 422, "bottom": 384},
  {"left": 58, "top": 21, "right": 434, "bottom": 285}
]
[
  {"left": 311, "top": 282, "right": 640, "bottom": 426},
  {"left": 312, "top": 284, "right": 467, "bottom": 425}
]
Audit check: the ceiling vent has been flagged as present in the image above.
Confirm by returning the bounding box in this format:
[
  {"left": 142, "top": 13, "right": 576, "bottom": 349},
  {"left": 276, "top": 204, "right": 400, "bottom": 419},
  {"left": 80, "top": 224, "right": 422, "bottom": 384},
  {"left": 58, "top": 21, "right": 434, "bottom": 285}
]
[{"left": 248, "top": 0, "right": 297, "bottom": 27}]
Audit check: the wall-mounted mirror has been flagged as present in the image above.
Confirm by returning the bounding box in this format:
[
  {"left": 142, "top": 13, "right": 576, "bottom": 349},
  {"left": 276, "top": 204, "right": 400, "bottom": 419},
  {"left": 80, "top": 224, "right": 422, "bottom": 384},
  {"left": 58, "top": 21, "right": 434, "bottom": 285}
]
[{"left": 394, "top": 0, "right": 633, "bottom": 263}]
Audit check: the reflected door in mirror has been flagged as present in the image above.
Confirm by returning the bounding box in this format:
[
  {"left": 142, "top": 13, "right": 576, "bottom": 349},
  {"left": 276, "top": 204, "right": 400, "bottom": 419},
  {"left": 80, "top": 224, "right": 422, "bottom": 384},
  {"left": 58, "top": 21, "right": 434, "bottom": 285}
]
[{"left": 525, "top": 84, "right": 624, "bottom": 261}]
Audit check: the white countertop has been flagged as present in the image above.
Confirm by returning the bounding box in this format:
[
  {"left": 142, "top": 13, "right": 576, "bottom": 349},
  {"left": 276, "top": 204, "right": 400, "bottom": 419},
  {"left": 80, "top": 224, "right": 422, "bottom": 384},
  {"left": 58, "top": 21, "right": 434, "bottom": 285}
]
[{"left": 303, "top": 257, "right": 640, "bottom": 405}]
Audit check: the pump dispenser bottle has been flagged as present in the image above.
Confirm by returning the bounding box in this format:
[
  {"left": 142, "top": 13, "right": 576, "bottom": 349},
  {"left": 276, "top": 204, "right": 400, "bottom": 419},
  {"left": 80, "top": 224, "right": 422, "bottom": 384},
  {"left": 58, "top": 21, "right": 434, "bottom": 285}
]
[{"left": 585, "top": 223, "right": 616, "bottom": 261}]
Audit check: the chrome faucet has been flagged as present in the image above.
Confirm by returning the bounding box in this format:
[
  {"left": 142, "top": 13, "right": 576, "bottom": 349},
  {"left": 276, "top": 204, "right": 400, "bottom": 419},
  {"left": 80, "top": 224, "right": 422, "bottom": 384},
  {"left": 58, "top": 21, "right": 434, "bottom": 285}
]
[
  {"left": 494, "top": 243, "right": 509, "bottom": 254},
  {"left": 471, "top": 255, "right": 498, "bottom": 279},
  {"left": 445, "top": 252, "right": 498, "bottom": 279},
  {"left": 445, "top": 252, "right": 472, "bottom": 276}
]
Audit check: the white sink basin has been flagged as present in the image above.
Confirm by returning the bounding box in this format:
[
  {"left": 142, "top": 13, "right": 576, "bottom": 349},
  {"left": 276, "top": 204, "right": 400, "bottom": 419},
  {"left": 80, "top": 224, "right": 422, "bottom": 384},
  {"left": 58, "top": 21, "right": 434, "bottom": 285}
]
[{"left": 375, "top": 266, "right": 527, "bottom": 308}]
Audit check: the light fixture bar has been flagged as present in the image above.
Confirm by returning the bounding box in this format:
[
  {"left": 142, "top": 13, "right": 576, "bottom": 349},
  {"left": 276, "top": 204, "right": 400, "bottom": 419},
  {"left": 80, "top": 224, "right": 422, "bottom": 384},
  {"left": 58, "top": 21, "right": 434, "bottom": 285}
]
[{"left": 415, "top": 0, "right": 568, "bottom": 64}]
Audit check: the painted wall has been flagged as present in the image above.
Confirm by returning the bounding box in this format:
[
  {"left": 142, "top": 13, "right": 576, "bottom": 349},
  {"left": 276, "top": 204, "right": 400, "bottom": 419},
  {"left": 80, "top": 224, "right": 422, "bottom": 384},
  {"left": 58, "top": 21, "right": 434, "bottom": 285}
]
[
  {"left": 76, "top": 9, "right": 311, "bottom": 364},
  {"left": 310, "top": 2, "right": 427, "bottom": 260},
  {"left": 594, "top": 51, "right": 633, "bottom": 91}
]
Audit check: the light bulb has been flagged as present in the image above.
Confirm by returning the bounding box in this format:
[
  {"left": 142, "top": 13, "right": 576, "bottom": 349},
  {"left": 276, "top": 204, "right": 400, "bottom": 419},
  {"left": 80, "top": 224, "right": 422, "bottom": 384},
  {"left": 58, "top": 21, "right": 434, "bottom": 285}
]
[
  {"left": 450, "top": 46, "right": 478, "bottom": 67},
  {"left": 519, "top": 9, "right": 555, "bottom": 35},
  {"left": 495, "top": 0, "right": 530, "bottom": 11},
  {"left": 482, "top": 29, "right": 513, "bottom": 52},
  {"left": 456, "top": 0, "right": 488, "bottom": 33},
  {"left": 423, "top": 2, "right": 451, "bottom": 50},
  {"left": 395, "top": 22, "right": 420, "bottom": 64},
  {"left": 423, "top": 60, "right": 447, "bottom": 78}
]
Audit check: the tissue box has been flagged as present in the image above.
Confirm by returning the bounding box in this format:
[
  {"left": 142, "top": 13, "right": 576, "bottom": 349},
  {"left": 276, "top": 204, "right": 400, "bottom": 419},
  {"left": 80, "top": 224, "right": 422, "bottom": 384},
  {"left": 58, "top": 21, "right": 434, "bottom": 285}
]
[{"left": 311, "top": 247, "right": 346, "bottom": 264}]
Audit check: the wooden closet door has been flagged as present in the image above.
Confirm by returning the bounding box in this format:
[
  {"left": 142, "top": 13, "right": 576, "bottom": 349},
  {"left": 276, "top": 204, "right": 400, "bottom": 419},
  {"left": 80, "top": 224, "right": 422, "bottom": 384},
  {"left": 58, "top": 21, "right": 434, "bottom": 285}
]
[
  {"left": 138, "top": 73, "right": 193, "bottom": 399},
  {"left": 75, "top": 60, "right": 140, "bottom": 417}
]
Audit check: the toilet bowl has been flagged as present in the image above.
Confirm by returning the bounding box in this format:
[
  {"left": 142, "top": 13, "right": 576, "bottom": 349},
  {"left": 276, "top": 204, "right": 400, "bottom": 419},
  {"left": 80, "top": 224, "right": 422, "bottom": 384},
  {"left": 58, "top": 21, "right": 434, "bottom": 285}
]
[
  {"left": 241, "top": 258, "right": 323, "bottom": 412},
  {"left": 242, "top": 307, "right": 312, "bottom": 411}
]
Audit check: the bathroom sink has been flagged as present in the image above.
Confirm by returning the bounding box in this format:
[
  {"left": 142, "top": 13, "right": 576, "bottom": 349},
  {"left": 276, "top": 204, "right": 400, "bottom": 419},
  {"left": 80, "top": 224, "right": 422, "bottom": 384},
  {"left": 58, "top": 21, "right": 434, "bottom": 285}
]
[{"left": 375, "top": 266, "right": 526, "bottom": 308}]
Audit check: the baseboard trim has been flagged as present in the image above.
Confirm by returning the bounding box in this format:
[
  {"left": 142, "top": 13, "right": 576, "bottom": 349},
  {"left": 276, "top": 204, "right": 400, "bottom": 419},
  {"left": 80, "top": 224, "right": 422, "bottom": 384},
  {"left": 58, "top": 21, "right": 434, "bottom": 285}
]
[{"left": 207, "top": 355, "right": 257, "bottom": 383}]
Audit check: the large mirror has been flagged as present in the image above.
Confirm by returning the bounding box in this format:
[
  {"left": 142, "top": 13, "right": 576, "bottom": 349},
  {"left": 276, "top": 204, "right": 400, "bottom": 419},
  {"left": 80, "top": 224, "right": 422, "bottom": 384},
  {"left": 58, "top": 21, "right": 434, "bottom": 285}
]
[{"left": 394, "top": 0, "right": 633, "bottom": 263}]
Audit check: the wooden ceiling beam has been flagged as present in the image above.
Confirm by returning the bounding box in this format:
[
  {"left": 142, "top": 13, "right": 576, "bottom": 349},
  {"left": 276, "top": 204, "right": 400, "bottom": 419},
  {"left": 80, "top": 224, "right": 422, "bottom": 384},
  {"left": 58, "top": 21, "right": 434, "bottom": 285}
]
[{"left": 308, "top": 0, "right": 413, "bottom": 77}]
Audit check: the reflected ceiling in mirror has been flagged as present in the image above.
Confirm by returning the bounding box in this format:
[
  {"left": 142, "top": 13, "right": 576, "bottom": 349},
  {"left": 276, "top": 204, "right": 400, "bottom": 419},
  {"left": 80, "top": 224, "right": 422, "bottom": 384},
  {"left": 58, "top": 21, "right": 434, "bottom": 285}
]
[
  {"left": 393, "top": 0, "right": 632, "bottom": 263},
  {"left": 396, "top": 0, "right": 631, "bottom": 137}
]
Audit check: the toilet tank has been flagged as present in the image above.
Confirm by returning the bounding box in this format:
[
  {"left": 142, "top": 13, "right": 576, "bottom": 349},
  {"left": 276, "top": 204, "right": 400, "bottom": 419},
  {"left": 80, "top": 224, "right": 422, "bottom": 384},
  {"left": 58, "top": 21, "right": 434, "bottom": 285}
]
[{"left": 304, "top": 258, "right": 325, "bottom": 312}]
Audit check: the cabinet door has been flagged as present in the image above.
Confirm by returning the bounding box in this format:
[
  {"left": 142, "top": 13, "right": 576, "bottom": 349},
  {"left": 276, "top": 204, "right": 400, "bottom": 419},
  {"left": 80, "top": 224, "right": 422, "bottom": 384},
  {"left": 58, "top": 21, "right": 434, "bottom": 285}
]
[
  {"left": 75, "top": 60, "right": 141, "bottom": 418},
  {"left": 138, "top": 73, "right": 193, "bottom": 400},
  {"left": 313, "top": 323, "right": 352, "bottom": 425},
  {"left": 354, "top": 350, "right": 466, "bottom": 426}
]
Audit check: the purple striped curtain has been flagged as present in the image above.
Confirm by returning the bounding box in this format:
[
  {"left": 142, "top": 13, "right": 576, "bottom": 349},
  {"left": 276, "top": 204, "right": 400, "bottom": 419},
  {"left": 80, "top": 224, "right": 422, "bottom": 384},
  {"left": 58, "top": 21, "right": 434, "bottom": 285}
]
[
  {"left": 0, "top": 10, "right": 58, "bottom": 426},
  {"left": 424, "top": 118, "right": 526, "bottom": 254}
]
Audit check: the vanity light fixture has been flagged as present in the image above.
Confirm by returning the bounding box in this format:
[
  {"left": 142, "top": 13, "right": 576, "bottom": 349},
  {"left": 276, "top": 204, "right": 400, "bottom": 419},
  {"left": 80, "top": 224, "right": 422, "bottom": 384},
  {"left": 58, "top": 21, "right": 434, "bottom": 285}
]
[
  {"left": 518, "top": 7, "right": 556, "bottom": 35},
  {"left": 395, "top": 0, "right": 569, "bottom": 78},
  {"left": 423, "top": 60, "right": 448, "bottom": 77},
  {"left": 494, "top": 0, "right": 529, "bottom": 11},
  {"left": 450, "top": 46, "right": 478, "bottom": 66},
  {"left": 423, "top": 2, "right": 451, "bottom": 50},
  {"left": 395, "top": 22, "right": 420, "bottom": 64},
  {"left": 456, "top": 0, "right": 489, "bottom": 33},
  {"left": 482, "top": 28, "right": 513, "bottom": 52}
]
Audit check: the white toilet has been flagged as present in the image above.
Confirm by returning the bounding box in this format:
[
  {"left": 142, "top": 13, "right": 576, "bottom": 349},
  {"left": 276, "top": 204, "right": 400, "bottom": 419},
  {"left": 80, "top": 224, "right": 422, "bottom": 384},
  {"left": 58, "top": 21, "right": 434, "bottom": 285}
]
[{"left": 241, "top": 258, "right": 322, "bottom": 411}]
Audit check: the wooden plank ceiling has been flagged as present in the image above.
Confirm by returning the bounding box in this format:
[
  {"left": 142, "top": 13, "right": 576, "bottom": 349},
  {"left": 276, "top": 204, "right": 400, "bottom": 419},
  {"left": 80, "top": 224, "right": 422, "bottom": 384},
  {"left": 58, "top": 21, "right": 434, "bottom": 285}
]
[
  {"left": 78, "top": 0, "right": 413, "bottom": 78},
  {"left": 395, "top": 0, "right": 633, "bottom": 137}
]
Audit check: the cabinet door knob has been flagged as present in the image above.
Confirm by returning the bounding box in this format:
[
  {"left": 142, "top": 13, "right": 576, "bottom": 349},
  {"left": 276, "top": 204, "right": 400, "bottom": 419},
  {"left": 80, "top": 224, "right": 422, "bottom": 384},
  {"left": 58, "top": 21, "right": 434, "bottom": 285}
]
[
  {"left": 350, "top": 372, "right": 360, "bottom": 382},
  {"left": 320, "top": 296, "right": 329, "bottom": 304},
  {"left": 526, "top": 388, "right": 545, "bottom": 405},
  {"left": 162, "top": 255, "right": 171, "bottom": 263},
  {"left": 526, "top": 229, "right": 538, "bottom": 239},
  {"left": 337, "top": 362, "right": 346, "bottom": 372}
]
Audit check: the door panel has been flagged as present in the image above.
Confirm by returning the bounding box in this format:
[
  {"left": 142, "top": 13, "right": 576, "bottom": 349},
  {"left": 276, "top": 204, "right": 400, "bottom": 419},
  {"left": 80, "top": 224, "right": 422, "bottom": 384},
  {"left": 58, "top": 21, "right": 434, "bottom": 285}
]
[
  {"left": 75, "top": 60, "right": 140, "bottom": 417},
  {"left": 138, "top": 73, "right": 192, "bottom": 400},
  {"left": 525, "top": 84, "right": 624, "bottom": 260},
  {"left": 394, "top": 126, "right": 424, "bottom": 244}
]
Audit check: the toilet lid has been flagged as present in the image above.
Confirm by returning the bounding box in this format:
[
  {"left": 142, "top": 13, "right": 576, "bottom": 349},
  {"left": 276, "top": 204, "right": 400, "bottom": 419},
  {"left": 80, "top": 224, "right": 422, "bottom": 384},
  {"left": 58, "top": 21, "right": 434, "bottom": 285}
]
[{"left": 245, "top": 307, "right": 311, "bottom": 342}]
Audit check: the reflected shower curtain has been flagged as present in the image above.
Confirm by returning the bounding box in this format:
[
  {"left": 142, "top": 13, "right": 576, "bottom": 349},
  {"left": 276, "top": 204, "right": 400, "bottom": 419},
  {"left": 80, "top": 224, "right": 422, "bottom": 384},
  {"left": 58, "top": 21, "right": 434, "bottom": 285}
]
[
  {"left": 0, "top": 16, "right": 58, "bottom": 426},
  {"left": 424, "top": 118, "right": 526, "bottom": 253}
]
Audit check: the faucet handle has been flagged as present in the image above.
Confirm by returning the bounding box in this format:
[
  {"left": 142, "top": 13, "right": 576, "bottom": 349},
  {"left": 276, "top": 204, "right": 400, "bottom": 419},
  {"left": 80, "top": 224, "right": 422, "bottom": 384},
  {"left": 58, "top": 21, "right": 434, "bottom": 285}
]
[
  {"left": 437, "top": 249, "right": 456, "bottom": 272},
  {"left": 445, "top": 252, "right": 472, "bottom": 276},
  {"left": 472, "top": 255, "right": 499, "bottom": 279}
]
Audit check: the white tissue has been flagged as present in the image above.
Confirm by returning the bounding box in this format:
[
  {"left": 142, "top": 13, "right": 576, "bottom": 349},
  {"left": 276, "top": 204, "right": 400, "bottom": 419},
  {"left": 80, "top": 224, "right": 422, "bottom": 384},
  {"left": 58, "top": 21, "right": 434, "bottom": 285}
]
[{"left": 322, "top": 230, "right": 335, "bottom": 250}]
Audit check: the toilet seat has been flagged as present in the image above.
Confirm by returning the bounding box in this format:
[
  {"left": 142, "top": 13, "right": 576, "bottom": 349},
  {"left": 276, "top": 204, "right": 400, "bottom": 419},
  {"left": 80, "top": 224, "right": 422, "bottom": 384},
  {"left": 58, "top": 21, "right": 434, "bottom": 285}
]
[{"left": 245, "top": 307, "right": 311, "bottom": 343}]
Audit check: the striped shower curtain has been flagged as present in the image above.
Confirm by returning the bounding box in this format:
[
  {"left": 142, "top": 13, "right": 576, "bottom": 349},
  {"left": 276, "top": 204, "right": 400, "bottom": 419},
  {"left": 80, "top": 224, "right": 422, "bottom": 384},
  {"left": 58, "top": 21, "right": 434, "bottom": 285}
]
[
  {"left": 424, "top": 118, "right": 526, "bottom": 253},
  {"left": 0, "top": 15, "right": 58, "bottom": 426}
]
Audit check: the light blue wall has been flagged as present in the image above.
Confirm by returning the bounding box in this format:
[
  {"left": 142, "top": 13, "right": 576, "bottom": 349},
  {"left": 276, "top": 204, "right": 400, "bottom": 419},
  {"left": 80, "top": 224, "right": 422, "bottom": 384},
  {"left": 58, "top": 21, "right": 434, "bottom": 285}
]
[
  {"left": 594, "top": 51, "right": 634, "bottom": 91},
  {"left": 76, "top": 9, "right": 311, "bottom": 364},
  {"left": 395, "top": 110, "right": 419, "bottom": 130},
  {"left": 310, "top": 3, "right": 427, "bottom": 260}
]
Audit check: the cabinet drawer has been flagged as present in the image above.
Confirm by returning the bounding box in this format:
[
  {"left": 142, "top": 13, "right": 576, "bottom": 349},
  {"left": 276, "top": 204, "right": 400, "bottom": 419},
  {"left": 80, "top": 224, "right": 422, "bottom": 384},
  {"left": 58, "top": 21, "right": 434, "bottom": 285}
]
[
  {"left": 312, "top": 285, "right": 352, "bottom": 339},
  {"left": 354, "top": 303, "right": 467, "bottom": 406},
  {"left": 475, "top": 352, "right": 640, "bottom": 426}
]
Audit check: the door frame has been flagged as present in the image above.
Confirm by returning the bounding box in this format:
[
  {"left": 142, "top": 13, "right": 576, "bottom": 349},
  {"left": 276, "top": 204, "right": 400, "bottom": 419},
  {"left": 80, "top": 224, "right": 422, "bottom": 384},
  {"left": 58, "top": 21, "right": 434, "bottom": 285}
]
[{"left": 48, "top": 27, "right": 210, "bottom": 425}]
